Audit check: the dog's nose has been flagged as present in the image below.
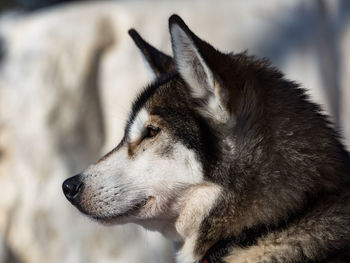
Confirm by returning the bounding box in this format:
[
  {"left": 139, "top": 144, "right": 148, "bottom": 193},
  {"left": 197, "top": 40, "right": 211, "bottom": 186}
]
[{"left": 62, "top": 175, "right": 84, "bottom": 202}]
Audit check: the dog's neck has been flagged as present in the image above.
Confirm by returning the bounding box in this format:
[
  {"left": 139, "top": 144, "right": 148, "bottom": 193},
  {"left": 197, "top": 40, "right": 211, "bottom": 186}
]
[
  {"left": 138, "top": 183, "right": 224, "bottom": 263},
  {"left": 173, "top": 183, "right": 222, "bottom": 263}
]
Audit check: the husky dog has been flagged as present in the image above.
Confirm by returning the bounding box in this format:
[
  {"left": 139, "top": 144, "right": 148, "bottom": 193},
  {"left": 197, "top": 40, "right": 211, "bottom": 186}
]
[{"left": 63, "top": 15, "right": 350, "bottom": 263}]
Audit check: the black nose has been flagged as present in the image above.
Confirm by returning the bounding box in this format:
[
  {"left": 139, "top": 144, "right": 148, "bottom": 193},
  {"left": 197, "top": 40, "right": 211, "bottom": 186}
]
[{"left": 62, "top": 174, "right": 84, "bottom": 202}]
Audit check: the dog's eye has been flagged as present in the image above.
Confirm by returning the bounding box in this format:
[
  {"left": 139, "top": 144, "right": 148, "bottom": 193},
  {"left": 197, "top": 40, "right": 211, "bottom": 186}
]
[{"left": 145, "top": 126, "right": 160, "bottom": 139}]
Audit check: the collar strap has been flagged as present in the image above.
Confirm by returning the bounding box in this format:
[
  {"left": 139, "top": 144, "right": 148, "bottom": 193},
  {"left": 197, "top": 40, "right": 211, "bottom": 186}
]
[
  {"left": 197, "top": 225, "right": 268, "bottom": 263},
  {"left": 198, "top": 238, "right": 235, "bottom": 263}
]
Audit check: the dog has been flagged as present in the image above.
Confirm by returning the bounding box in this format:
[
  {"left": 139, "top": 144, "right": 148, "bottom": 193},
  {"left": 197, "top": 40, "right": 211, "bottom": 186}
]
[{"left": 62, "top": 15, "right": 350, "bottom": 263}]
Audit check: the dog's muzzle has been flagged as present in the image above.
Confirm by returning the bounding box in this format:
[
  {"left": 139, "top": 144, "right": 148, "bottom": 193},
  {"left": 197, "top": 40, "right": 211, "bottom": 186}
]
[{"left": 62, "top": 174, "right": 84, "bottom": 203}]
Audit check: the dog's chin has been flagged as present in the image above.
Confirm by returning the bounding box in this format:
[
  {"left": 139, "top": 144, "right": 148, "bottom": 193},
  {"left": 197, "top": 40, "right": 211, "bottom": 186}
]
[
  {"left": 81, "top": 196, "right": 154, "bottom": 225},
  {"left": 90, "top": 215, "right": 127, "bottom": 225}
]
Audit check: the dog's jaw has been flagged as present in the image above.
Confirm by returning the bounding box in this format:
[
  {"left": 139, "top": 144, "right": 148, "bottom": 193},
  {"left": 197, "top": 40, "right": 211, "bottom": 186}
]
[{"left": 87, "top": 196, "right": 153, "bottom": 225}]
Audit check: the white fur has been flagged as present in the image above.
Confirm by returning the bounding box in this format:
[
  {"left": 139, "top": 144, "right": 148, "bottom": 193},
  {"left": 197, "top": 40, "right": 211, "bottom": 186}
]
[
  {"left": 82, "top": 130, "right": 204, "bottom": 226},
  {"left": 80, "top": 127, "right": 219, "bottom": 263},
  {"left": 171, "top": 24, "right": 214, "bottom": 98},
  {"left": 202, "top": 95, "right": 230, "bottom": 123},
  {"left": 75, "top": 104, "right": 224, "bottom": 263},
  {"left": 129, "top": 108, "right": 149, "bottom": 141},
  {"left": 177, "top": 235, "right": 198, "bottom": 263},
  {"left": 171, "top": 24, "right": 231, "bottom": 124},
  {"left": 175, "top": 184, "right": 222, "bottom": 263}
]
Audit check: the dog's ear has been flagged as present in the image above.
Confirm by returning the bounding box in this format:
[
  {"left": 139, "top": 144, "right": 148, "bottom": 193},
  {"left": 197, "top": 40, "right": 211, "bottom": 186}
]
[
  {"left": 128, "top": 29, "right": 175, "bottom": 77},
  {"left": 169, "top": 15, "right": 235, "bottom": 122}
]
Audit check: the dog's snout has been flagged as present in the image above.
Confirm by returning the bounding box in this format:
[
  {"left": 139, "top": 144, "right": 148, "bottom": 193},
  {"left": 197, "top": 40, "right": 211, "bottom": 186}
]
[{"left": 62, "top": 174, "right": 84, "bottom": 202}]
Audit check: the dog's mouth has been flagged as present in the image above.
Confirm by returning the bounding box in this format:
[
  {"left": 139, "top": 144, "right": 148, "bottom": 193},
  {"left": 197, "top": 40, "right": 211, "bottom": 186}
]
[{"left": 89, "top": 196, "right": 153, "bottom": 224}]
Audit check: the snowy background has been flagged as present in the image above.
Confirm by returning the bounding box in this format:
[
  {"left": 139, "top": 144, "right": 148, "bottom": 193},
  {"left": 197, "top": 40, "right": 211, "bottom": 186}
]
[{"left": 0, "top": 0, "right": 349, "bottom": 262}]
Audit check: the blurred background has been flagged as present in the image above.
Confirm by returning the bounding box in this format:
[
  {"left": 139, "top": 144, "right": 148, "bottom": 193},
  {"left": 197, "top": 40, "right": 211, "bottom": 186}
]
[{"left": 0, "top": 0, "right": 349, "bottom": 262}]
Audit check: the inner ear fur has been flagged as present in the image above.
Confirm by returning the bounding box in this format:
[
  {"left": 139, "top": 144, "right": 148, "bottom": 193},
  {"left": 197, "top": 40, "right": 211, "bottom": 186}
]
[{"left": 168, "top": 15, "right": 243, "bottom": 119}]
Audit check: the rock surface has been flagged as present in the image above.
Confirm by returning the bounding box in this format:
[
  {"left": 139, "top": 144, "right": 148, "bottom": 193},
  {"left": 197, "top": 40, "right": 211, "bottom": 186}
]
[{"left": 0, "top": 1, "right": 348, "bottom": 263}]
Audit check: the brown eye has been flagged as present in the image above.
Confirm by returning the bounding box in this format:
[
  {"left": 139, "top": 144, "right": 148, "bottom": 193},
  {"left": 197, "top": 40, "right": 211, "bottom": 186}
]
[{"left": 145, "top": 126, "right": 160, "bottom": 139}]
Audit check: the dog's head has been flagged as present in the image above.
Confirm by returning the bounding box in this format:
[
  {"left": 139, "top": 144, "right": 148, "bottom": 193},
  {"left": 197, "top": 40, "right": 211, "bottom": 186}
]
[
  {"left": 62, "top": 14, "right": 349, "bottom": 261},
  {"left": 63, "top": 14, "right": 321, "bottom": 240},
  {"left": 62, "top": 15, "right": 238, "bottom": 229}
]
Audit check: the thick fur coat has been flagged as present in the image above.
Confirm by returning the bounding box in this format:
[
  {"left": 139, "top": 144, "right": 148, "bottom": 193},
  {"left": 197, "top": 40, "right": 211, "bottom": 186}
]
[{"left": 63, "top": 15, "right": 350, "bottom": 263}]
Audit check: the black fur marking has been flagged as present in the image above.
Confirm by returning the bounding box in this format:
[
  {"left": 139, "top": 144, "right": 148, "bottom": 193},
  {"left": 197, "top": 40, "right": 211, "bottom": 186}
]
[
  {"left": 144, "top": 76, "right": 222, "bottom": 181},
  {"left": 128, "top": 29, "right": 175, "bottom": 76},
  {"left": 124, "top": 71, "right": 178, "bottom": 139}
]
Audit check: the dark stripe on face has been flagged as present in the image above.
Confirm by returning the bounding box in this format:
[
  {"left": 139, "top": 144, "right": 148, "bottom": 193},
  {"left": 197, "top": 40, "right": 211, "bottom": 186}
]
[
  {"left": 152, "top": 102, "right": 221, "bottom": 182},
  {"left": 124, "top": 71, "right": 178, "bottom": 139}
]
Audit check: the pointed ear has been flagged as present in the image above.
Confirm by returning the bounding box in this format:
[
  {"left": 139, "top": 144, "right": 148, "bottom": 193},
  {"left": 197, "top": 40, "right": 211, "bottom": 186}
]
[
  {"left": 169, "top": 15, "right": 232, "bottom": 121},
  {"left": 128, "top": 29, "right": 175, "bottom": 77}
]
